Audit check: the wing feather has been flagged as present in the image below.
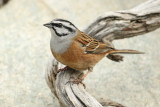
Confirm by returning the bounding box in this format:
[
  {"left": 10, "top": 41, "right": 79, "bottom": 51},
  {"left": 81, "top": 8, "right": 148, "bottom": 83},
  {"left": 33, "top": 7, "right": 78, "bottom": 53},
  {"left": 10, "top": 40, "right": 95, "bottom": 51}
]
[{"left": 75, "top": 32, "right": 113, "bottom": 54}]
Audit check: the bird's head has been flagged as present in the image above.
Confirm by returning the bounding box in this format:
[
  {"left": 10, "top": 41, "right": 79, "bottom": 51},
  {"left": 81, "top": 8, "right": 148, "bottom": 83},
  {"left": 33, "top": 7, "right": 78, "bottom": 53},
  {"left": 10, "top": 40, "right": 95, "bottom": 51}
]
[{"left": 44, "top": 19, "right": 78, "bottom": 39}]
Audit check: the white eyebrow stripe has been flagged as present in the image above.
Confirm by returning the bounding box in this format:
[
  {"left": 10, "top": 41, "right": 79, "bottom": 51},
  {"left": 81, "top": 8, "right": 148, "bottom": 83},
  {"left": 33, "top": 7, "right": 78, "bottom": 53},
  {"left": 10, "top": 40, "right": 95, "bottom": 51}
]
[
  {"left": 55, "top": 21, "right": 73, "bottom": 28},
  {"left": 54, "top": 20, "right": 76, "bottom": 28}
]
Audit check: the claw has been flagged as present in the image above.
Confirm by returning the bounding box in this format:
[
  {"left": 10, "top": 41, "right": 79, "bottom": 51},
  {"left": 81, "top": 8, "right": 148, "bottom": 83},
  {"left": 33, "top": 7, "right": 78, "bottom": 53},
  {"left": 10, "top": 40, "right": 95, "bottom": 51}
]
[
  {"left": 57, "top": 66, "right": 68, "bottom": 73},
  {"left": 66, "top": 78, "right": 86, "bottom": 89}
]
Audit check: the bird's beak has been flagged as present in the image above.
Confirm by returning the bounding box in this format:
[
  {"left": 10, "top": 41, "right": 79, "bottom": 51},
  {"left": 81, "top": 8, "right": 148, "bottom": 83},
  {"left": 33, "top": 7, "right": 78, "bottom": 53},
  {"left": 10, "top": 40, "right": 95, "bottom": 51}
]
[{"left": 43, "top": 22, "right": 52, "bottom": 28}]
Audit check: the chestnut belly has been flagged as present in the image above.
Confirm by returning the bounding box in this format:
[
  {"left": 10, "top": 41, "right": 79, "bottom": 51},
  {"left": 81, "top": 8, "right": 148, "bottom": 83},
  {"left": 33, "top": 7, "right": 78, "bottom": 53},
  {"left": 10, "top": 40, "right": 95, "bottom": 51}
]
[{"left": 51, "top": 41, "right": 105, "bottom": 71}]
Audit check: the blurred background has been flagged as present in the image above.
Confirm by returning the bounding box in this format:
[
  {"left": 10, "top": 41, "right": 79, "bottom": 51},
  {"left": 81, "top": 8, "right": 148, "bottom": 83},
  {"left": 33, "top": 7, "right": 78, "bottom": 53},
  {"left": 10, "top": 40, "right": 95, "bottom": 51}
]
[{"left": 0, "top": 0, "right": 160, "bottom": 107}]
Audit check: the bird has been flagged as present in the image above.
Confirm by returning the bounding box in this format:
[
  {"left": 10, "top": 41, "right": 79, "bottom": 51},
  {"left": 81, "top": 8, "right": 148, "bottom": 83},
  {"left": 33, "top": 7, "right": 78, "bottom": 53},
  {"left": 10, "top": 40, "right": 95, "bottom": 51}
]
[{"left": 44, "top": 18, "right": 143, "bottom": 83}]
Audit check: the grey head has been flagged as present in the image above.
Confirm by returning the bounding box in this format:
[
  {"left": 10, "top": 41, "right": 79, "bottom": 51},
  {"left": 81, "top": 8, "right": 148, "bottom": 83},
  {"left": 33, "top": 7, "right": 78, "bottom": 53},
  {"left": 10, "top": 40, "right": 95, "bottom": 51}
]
[
  {"left": 44, "top": 19, "right": 78, "bottom": 54},
  {"left": 43, "top": 19, "right": 78, "bottom": 38}
]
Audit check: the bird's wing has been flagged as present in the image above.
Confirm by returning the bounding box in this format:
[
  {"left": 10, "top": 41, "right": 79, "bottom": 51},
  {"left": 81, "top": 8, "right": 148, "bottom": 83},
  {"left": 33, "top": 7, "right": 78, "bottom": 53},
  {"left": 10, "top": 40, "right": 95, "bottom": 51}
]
[
  {"left": 75, "top": 31, "right": 143, "bottom": 54},
  {"left": 75, "top": 32, "right": 113, "bottom": 54}
]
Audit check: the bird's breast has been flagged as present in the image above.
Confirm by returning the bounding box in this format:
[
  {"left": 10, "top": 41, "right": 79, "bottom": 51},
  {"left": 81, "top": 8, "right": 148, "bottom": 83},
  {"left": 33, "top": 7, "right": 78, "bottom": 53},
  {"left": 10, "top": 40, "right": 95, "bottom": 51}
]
[{"left": 51, "top": 41, "right": 105, "bottom": 71}]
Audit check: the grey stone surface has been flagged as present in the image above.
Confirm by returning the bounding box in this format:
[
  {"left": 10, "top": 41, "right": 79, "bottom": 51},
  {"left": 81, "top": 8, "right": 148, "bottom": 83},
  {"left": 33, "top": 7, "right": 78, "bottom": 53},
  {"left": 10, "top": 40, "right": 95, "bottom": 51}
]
[{"left": 0, "top": 0, "right": 160, "bottom": 107}]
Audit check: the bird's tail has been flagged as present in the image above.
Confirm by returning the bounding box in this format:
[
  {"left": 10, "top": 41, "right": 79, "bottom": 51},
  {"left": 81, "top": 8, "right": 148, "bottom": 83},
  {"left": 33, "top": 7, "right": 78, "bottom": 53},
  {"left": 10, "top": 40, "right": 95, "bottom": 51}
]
[{"left": 105, "top": 49, "right": 144, "bottom": 54}]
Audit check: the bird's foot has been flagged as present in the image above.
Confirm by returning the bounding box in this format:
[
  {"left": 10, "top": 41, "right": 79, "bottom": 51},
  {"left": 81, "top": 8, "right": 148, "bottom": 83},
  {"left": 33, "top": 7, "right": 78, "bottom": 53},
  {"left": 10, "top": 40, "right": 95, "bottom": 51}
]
[
  {"left": 57, "top": 66, "right": 68, "bottom": 73},
  {"left": 67, "top": 78, "right": 86, "bottom": 89}
]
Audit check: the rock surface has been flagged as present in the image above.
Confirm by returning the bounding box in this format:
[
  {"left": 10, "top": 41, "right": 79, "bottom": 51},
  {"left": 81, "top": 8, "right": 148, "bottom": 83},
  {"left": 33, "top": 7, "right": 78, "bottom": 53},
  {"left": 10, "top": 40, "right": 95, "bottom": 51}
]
[{"left": 0, "top": 0, "right": 160, "bottom": 107}]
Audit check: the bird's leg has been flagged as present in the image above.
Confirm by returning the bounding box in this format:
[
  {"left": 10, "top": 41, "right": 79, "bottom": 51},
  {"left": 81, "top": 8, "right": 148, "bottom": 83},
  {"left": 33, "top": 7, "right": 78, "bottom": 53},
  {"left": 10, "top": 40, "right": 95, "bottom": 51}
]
[
  {"left": 67, "top": 67, "right": 93, "bottom": 88},
  {"left": 57, "top": 66, "right": 68, "bottom": 73},
  {"left": 81, "top": 67, "right": 93, "bottom": 80}
]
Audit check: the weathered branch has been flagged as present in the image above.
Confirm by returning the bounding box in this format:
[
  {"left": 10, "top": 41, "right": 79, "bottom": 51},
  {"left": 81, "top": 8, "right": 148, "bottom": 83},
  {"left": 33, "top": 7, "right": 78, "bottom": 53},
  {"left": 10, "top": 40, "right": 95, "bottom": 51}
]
[
  {"left": 45, "top": 0, "right": 160, "bottom": 107},
  {"left": 84, "top": 0, "right": 160, "bottom": 42}
]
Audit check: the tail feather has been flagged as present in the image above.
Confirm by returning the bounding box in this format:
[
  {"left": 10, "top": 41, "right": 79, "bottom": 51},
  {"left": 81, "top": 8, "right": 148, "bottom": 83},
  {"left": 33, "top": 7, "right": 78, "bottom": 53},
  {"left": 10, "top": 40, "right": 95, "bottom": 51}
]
[{"left": 106, "top": 49, "right": 144, "bottom": 54}]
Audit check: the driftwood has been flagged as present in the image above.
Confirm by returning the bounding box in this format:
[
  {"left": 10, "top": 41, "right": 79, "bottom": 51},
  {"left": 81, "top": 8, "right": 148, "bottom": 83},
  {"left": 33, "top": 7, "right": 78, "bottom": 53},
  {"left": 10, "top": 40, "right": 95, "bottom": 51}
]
[{"left": 45, "top": 0, "right": 160, "bottom": 107}]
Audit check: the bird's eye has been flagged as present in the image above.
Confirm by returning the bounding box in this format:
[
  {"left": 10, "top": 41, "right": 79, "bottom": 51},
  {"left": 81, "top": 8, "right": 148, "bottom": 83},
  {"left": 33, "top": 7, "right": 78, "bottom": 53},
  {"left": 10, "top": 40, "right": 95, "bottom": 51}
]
[
  {"left": 52, "top": 23, "right": 63, "bottom": 28},
  {"left": 51, "top": 23, "right": 55, "bottom": 26},
  {"left": 58, "top": 23, "right": 62, "bottom": 27},
  {"left": 53, "top": 23, "right": 63, "bottom": 28}
]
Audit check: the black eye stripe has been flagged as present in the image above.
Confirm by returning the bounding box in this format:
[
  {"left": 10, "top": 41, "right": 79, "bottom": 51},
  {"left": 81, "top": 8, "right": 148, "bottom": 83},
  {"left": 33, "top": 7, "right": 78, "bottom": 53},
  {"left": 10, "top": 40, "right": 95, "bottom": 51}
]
[
  {"left": 63, "top": 25, "right": 74, "bottom": 32},
  {"left": 52, "top": 23, "right": 62, "bottom": 28},
  {"left": 52, "top": 23, "right": 75, "bottom": 33},
  {"left": 61, "top": 33, "right": 68, "bottom": 36}
]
